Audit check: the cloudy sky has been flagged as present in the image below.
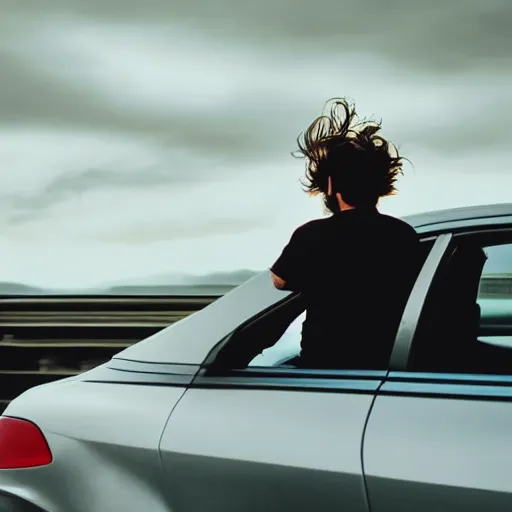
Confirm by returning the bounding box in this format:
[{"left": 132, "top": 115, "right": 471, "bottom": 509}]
[{"left": 0, "top": 0, "right": 511, "bottom": 288}]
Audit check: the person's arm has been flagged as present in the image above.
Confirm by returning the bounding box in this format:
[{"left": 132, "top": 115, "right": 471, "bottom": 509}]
[
  {"left": 270, "top": 271, "right": 287, "bottom": 290},
  {"left": 269, "top": 227, "right": 306, "bottom": 292}
]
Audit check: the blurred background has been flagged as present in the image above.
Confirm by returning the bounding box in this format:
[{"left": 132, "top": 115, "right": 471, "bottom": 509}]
[{"left": 0, "top": 0, "right": 510, "bottom": 293}]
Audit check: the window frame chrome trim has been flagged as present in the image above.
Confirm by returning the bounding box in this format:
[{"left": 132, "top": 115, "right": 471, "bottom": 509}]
[{"left": 379, "top": 372, "right": 512, "bottom": 402}]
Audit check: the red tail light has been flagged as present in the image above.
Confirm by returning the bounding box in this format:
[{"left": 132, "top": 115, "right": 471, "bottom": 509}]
[{"left": 0, "top": 417, "right": 52, "bottom": 469}]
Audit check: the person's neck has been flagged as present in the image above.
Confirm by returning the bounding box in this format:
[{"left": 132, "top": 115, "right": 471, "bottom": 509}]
[
  {"left": 339, "top": 197, "right": 355, "bottom": 211},
  {"left": 338, "top": 201, "right": 378, "bottom": 213},
  {"left": 333, "top": 193, "right": 377, "bottom": 213}
]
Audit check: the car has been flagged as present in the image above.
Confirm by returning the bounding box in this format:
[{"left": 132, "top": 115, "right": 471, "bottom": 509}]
[{"left": 2, "top": 202, "right": 512, "bottom": 512}]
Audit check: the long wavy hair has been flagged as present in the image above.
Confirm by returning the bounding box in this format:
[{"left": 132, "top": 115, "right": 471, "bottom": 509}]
[{"left": 295, "top": 98, "right": 405, "bottom": 212}]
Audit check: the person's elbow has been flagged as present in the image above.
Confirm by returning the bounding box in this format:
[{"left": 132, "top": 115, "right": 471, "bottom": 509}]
[{"left": 270, "top": 270, "right": 287, "bottom": 290}]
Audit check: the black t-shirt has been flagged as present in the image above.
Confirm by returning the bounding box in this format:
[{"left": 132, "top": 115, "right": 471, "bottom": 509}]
[{"left": 271, "top": 207, "right": 421, "bottom": 369}]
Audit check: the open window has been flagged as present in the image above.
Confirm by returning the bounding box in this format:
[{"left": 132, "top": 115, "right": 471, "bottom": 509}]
[
  {"left": 409, "top": 229, "right": 512, "bottom": 375},
  {"left": 210, "top": 236, "right": 435, "bottom": 372},
  {"left": 211, "top": 293, "right": 306, "bottom": 370}
]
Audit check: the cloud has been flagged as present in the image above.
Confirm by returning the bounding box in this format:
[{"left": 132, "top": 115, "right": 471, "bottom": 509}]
[
  {"left": 1, "top": 9, "right": 510, "bottom": 163},
  {"left": 0, "top": 128, "right": 228, "bottom": 225},
  {"left": 6, "top": 0, "right": 512, "bottom": 71},
  {"left": 100, "top": 218, "right": 267, "bottom": 245},
  {"left": 6, "top": 164, "right": 193, "bottom": 220},
  {"left": 0, "top": 1, "right": 511, "bottom": 287}
]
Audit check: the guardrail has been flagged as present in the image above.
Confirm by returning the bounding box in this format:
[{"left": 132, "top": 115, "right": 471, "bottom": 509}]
[
  {"left": 479, "top": 275, "right": 512, "bottom": 298},
  {"left": 0, "top": 295, "right": 222, "bottom": 411},
  {"left": 0, "top": 296, "right": 215, "bottom": 330}
]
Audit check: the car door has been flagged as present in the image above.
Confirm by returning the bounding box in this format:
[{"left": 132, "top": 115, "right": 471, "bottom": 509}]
[
  {"left": 159, "top": 366, "right": 381, "bottom": 512},
  {"left": 157, "top": 289, "right": 387, "bottom": 512},
  {"left": 363, "top": 231, "right": 512, "bottom": 511}
]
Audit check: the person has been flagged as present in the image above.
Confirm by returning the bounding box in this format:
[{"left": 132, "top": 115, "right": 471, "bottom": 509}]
[{"left": 269, "top": 98, "right": 421, "bottom": 369}]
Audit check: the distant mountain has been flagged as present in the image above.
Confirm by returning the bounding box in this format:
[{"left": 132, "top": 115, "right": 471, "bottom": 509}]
[
  {"left": 185, "top": 269, "right": 259, "bottom": 286},
  {"left": 0, "top": 282, "right": 46, "bottom": 295},
  {"left": 103, "top": 268, "right": 259, "bottom": 288},
  {"left": 0, "top": 269, "right": 261, "bottom": 297},
  {"left": 106, "top": 284, "right": 237, "bottom": 296},
  {"left": 104, "top": 269, "right": 259, "bottom": 296}
]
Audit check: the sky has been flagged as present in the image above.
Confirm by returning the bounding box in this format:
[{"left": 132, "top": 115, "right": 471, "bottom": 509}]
[{"left": 0, "top": 0, "right": 511, "bottom": 288}]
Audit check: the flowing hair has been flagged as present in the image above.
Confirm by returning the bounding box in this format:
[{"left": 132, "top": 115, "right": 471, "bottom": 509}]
[{"left": 294, "top": 98, "right": 405, "bottom": 211}]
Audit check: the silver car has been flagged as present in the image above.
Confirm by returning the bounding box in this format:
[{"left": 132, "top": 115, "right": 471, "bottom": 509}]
[{"left": 2, "top": 203, "right": 512, "bottom": 512}]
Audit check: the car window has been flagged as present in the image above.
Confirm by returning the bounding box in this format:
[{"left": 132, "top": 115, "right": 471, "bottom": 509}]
[
  {"left": 478, "top": 244, "right": 512, "bottom": 349},
  {"left": 410, "top": 240, "right": 512, "bottom": 374},
  {"left": 249, "top": 311, "right": 305, "bottom": 367}
]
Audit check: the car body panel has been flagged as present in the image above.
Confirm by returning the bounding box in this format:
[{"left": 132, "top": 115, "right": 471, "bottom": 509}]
[
  {"left": 2, "top": 364, "right": 184, "bottom": 512},
  {"left": 159, "top": 382, "right": 378, "bottom": 512},
  {"left": 364, "top": 372, "right": 512, "bottom": 511}
]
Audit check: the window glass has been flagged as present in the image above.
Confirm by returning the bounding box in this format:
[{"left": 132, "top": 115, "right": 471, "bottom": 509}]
[
  {"left": 249, "top": 311, "right": 305, "bottom": 367},
  {"left": 478, "top": 244, "right": 512, "bottom": 349}
]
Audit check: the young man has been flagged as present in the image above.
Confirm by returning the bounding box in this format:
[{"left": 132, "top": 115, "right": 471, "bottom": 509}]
[{"left": 270, "top": 98, "right": 421, "bottom": 369}]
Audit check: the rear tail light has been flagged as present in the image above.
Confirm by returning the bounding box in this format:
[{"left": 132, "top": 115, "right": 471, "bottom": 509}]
[{"left": 0, "top": 417, "right": 53, "bottom": 469}]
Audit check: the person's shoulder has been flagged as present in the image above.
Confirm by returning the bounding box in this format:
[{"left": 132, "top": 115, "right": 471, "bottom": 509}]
[
  {"left": 291, "top": 216, "right": 331, "bottom": 238},
  {"left": 378, "top": 213, "right": 418, "bottom": 238}
]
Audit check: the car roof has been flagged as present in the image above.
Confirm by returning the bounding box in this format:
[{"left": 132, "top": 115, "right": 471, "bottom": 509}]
[{"left": 402, "top": 203, "right": 512, "bottom": 232}]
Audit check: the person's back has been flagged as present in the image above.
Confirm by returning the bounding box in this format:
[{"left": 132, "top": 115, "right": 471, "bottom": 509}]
[{"left": 270, "top": 98, "right": 421, "bottom": 369}]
